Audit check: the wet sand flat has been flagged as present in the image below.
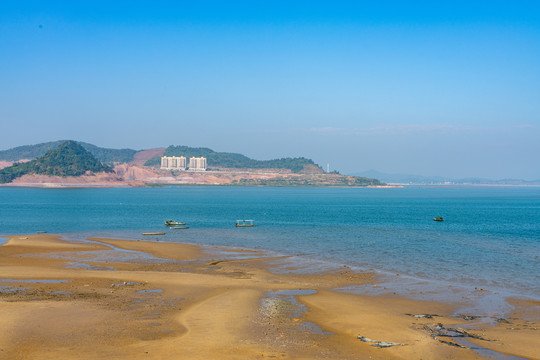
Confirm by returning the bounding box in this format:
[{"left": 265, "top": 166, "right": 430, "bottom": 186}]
[{"left": 0, "top": 235, "right": 538, "bottom": 359}]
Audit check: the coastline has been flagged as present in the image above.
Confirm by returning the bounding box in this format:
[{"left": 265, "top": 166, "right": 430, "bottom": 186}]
[
  {"left": 0, "top": 182, "right": 399, "bottom": 188},
  {"left": 1, "top": 234, "right": 538, "bottom": 359},
  {"left": 0, "top": 165, "right": 387, "bottom": 188},
  {"left": 5, "top": 178, "right": 539, "bottom": 188}
]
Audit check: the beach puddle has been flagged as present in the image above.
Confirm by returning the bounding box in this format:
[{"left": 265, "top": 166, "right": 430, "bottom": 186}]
[
  {"left": 48, "top": 291, "right": 71, "bottom": 295},
  {"left": 261, "top": 290, "right": 314, "bottom": 319},
  {"left": 0, "top": 237, "right": 9, "bottom": 246},
  {"left": 0, "top": 286, "right": 26, "bottom": 294},
  {"left": 302, "top": 321, "right": 334, "bottom": 335},
  {"left": 0, "top": 279, "right": 68, "bottom": 284},
  {"left": 465, "top": 342, "right": 528, "bottom": 360},
  {"left": 260, "top": 289, "right": 331, "bottom": 335},
  {"left": 35, "top": 247, "right": 170, "bottom": 265},
  {"left": 136, "top": 289, "right": 163, "bottom": 295},
  {"left": 66, "top": 262, "right": 117, "bottom": 271},
  {"left": 276, "top": 289, "right": 317, "bottom": 296},
  {"left": 112, "top": 281, "right": 141, "bottom": 287},
  {"left": 265, "top": 256, "right": 347, "bottom": 275}
]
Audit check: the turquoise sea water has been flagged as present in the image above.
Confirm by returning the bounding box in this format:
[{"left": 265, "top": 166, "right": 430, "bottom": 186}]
[{"left": 1, "top": 186, "right": 539, "bottom": 314}]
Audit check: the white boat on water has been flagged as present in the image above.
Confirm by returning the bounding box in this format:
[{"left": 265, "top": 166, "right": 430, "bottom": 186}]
[
  {"left": 165, "top": 220, "right": 186, "bottom": 226},
  {"left": 235, "top": 220, "right": 254, "bottom": 227}
]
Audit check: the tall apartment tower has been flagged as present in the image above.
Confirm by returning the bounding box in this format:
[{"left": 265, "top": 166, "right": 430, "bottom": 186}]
[
  {"left": 161, "top": 156, "right": 187, "bottom": 170},
  {"left": 189, "top": 157, "right": 207, "bottom": 171}
]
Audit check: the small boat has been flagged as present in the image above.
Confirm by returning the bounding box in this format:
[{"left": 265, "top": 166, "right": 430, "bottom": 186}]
[
  {"left": 170, "top": 226, "right": 189, "bottom": 229},
  {"left": 433, "top": 216, "right": 445, "bottom": 222},
  {"left": 36, "top": 231, "right": 47, "bottom": 234},
  {"left": 235, "top": 220, "right": 254, "bottom": 227},
  {"left": 142, "top": 232, "right": 166, "bottom": 235},
  {"left": 165, "top": 220, "right": 186, "bottom": 226}
]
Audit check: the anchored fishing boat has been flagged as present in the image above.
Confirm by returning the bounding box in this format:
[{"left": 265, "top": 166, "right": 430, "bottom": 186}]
[
  {"left": 235, "top": 220, "right": 254, "bottom": 227},
  {"left": 165, "top": 220, "right": 186, "bottom": 226},
  {"left": 142, "top": 232, "right": 166, "bottom": 235},
  {"left": 170, "top": 226, "right": 189, "bottom": 229},
  {"left": 433, "top": 216, "right": 445, "bottom": 222}
]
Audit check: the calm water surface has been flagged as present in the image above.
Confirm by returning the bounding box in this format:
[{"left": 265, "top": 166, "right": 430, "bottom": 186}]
[{"left": 1, "top": 186, "right": 539, "bottom": 314}]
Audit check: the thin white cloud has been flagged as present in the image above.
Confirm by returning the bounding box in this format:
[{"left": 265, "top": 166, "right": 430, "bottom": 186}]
[{"left": 309, "top": 127, "right": 347, "bottom": 133}]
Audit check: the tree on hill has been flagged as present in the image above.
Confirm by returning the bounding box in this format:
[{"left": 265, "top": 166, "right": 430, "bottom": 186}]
[
  {"left": 0, "top": 141, "right": 113, "bottom": 183},
  {"left": 0, "top": 140, "right": 137, "bottom": 164}
]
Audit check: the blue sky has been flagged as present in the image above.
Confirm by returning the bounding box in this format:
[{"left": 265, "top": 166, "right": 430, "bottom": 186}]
[{"left": 1, "top": 1, "right": 539, "bottom": 179}]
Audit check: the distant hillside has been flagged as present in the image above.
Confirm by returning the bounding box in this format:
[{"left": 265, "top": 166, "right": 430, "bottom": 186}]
[
  {"left": 0, "top": 140, "right": 137, "bottom": 164},
  {"left": 145, "top": 145, "right": 323, "bottom": 173},
  {"left": 0, "top": 141, "right": 113, "bottom": 183},
  {"left": 230, "top": 174, "right": 385, "bottom": 187},
  {"left": 130, "top": 148, "right": 166, "bottom": 166}
]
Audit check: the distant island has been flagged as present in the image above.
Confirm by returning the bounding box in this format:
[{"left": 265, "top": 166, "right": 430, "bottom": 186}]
[
  {"left": 354, "top": 170, "right": 540, "bottom": 186},
  {"left": 0, "top": 140, "right": 386, "bottom": 188}
]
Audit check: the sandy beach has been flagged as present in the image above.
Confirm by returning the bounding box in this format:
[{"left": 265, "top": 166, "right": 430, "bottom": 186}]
[{"left": 0, "top": 234, "right": 538, "bottom": 359}]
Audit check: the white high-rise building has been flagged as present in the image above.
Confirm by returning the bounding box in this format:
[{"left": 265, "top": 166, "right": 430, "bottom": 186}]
[
  {"left": 160, "top": 156, "right": 187, "bottom": 170},
  {"left": 189, "top": 157, "right": 207, "bottom": 171}
]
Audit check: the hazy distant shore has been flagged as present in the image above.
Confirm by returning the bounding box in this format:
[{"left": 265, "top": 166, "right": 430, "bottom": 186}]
[
  {"left": 1, "top": 234, "right": 537, "bottom": 359},
  {"left": 393, "top": 183, "right": 540, "bottom": 188}
]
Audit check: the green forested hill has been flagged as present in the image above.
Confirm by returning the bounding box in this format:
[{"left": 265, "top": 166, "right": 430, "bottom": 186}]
[
  {"left": 0, "top": 141, "right": 113, "bottom": 183},
  {"left": 0, "top": 140, "right": 137, "bottom": 164},
  {"left": 145, "top": 145, "right": 322, "bottom": 173},
  {"left": 1, "top": 141, "right": 321, "bottom": 173}
]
